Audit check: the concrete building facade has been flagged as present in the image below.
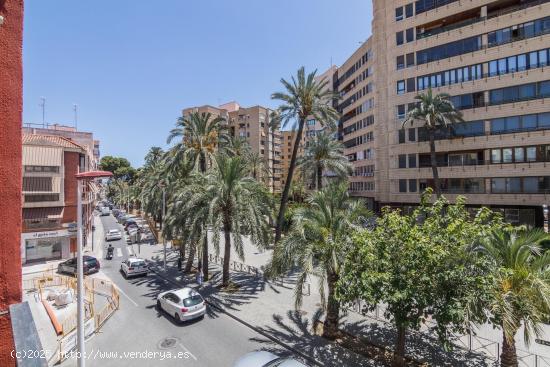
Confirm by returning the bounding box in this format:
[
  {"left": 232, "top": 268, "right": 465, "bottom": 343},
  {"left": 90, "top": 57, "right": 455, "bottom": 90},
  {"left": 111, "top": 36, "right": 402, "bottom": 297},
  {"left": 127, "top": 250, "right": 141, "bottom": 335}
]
[{"left": 335, "top": 0, "right": 550, "bottom": 225}]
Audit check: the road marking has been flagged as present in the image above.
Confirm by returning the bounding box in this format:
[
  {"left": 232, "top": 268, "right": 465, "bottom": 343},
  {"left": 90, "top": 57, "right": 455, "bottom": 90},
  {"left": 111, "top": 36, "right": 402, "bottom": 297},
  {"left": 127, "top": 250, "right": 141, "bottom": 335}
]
[
  {"left": 128, "top": 246, "right": 134, "bottom": 256},
  {"left": 114, "top": 284, "right": 139, "bottom": 307},
  {"left": 177, "top": 342, "right": 197, "bottom": 361},
  {"left": 116, "top": 248, "right": 122, "bottom": 257}
]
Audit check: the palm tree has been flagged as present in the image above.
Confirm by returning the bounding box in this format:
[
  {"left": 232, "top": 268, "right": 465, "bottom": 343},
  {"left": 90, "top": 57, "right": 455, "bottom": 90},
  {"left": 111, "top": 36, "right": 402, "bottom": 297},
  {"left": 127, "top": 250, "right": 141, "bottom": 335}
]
[
  {"left": 144, "top": 146, "right": 164, "bottom": 167},
  {"left": 268, "top": 182, "right": 370, "bottom": 339},
  {"left": 184, "top": 155, "right": 272, "bottom": 287},
  {"left": 167, "top": 111, "right": 229, "bottom": 281},
  {"left": 402, "top": 88, "right": 463, "bottom": 197},
  {"left": 473, "top": 228, "right": 550, "bottom": 367},
  {"left": 299, "top": 131, "right": 351, "bottom": 190},
  {"left": 272, "top": 67, "right": 340, "bottom": 243},
  {"left": 246, "top": 151, "right": 269, "bottom": 182}
]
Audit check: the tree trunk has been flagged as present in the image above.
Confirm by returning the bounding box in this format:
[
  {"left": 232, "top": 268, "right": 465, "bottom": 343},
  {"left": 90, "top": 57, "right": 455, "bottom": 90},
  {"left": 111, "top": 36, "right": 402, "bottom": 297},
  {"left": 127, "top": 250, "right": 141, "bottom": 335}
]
[
  {"left": 392, "top": 325, "right": 407, "bottom": 367},
  {"left": 275, "top": 118, "right": 306, "bottom": 243},
  {"left": 317, "top": 165, "right": 323, "bottom": 190},
  {"left": 428, "top": 130, "right": 441, "bottom": 197},
  {"left": 222, "top": 219, "right": 232, "bottom": 288},
  {"left": 500, "top": 331, "right": 519, "bottom": 367},
  {"left": 272, "top": 130, "right": 276, "bottom": 193},
  {"left": 179, "top": 241, "right": 186, "bottom": 268},
  {"left": 184, "top": 243, "right": 195, "bottom": 273},
  {"left": 322, "top": 272, "right": 340, "bottom": 340},
  {"left": 199, "top": 153, "right": 209, "bottom": 281}
]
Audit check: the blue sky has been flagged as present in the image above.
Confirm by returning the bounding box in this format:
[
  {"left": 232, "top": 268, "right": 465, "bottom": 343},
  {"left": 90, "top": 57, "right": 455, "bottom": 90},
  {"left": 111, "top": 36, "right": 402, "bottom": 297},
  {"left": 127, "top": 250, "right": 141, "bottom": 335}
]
[{"left": 23, "top": 0, "right": 372, "bottom": 166}]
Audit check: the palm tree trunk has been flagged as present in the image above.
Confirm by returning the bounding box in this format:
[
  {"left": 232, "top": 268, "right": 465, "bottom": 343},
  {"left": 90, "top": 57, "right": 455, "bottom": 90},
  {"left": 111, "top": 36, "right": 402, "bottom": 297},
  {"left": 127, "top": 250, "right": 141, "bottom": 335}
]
[
  {"left": 199, "top": 154, "right": 209, "bottom": 282},
  {"left": 322, "top": 272, "right": 340, "bottom": 340},
  {"left": 428, "top": 130, "right": 441, "bottom": 197},
  {"left": 275, "top": 118, "right": 306, "bottom": 243},
  {"left": 392, "top": 325, "right": 407, "bottom": 367},
  {"left": 272, "top": 130, "right": 276, "bottom": 193},
  {"left": 184, "top": 243, "right": 195, "bottom": 273},
  {"left": 222, "top": 219, "right": 232, "bottom": 287},
  {"left": 500, "top": 331, "right": 519, "bottom": 367},
  {"left": 317, "top": 165, "right": 323, "bottom": 190}
]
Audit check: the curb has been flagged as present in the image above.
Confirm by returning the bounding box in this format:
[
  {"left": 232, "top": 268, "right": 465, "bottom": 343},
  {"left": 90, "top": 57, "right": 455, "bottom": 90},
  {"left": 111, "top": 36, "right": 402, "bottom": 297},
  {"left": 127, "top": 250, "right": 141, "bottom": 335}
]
[{"left": 146, "top": 263, "right": 323, "bottom": 367}]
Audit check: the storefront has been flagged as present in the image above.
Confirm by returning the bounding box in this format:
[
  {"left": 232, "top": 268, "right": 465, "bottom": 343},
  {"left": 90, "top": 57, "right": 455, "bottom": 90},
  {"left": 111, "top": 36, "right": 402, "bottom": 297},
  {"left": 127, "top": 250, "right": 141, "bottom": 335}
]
[{"left": 21, "top": 230, "right": 71, "bottom": 264}]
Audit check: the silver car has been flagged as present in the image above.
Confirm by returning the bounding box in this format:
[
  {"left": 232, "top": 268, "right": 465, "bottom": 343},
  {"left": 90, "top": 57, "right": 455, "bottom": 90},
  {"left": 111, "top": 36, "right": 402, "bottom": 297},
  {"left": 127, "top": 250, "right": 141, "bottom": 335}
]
[
  {"left": 156, "top": 288, "right": 206, "bottom": 323},
  {"left": 233, "top": 352, "right": 309, "bottom": 367},
  {"left": 105, "top": 229, "right": 122, "bottom": 241}
]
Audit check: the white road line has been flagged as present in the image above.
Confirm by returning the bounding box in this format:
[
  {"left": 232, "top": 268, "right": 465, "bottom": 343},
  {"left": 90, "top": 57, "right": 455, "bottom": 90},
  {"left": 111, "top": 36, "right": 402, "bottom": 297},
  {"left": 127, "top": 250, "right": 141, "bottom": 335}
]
[
  {"left": 114, "top": 284, "right": 139, "bottom": 307},
  {"left": 116, "top": 248, "right": 122, "bottom": 257},
  {"left": 177, "top": 342, "right": 197, "bottom": 361},
  {"left": 128, "top": 246, "right": 134, "bottom": 256}
]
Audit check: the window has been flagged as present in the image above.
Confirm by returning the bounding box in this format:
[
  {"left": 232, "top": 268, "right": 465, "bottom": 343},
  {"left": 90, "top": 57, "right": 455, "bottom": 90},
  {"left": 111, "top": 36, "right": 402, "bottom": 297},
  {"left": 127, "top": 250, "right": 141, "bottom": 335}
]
[
  {"left": 405, "top": 3, "right": 414, "bottom": 18},
  {"left": 408, "top": 154, "right": 417, "bottom": 168},
  {"left": 396, "top": 31, "right": 404, "bottom": 46},
  {"left": 408, "top": 128, "right": 416, "bottom": 142},
  {"left": 395, "top": 6, "right": 404, "bottom": 21},
  {"left": 408, "top": 179, "right": 417, "bottom": 193},
  {"left": 398, "top": 155, "right": 407, "bottom": 168},
  {"left": 515, "top": 147, "right": 525, "bottom": 162},
  {"left": 491, "top": 149, "right": 501, "bottom": 164},
  {"left": 406, "top": 53, "right": 415, "bottom": 67},
  {"left": 307, "top": 119, "right": 316, "bottom": 126},
  {"left": 415, "top": 0, "right": 458, "bottom": 14},
  {"left": 398, "top": 130, "right": 406, "bottom": 144},
  {"left": 397, "top": 55, "right": 405, "bottom": 70},
  {"left": 397, "top": 80, "right": 405, "bottom": 95},
  {"left": 406, "top": 78, "right": 415, "bottom": 93},
  {"left": 502, "top": 148, "right": 513, "bottom": 163},
  {"left": 490, "top": 80, "right": 550, "bottom": 105},
  {"left": 416, "top": 36, "right": 481, "bottom": 65},
  {"left": 399, "top": 179, "right": 407, "bottom": 193},
  {"left": 518, "top": 54, "right": 527, "bottom": 71},
  {"left": 406, "top": 28, "right": 414, "bottom": 43},
  {"left": 488, "top": 16, "right": 550, "bottom": 48},
  {"left": 397, "top": 105, "right": 406, "bottom": 119},
  {"left": 527, "top": 147, "right": 537, "bottom": 162}
]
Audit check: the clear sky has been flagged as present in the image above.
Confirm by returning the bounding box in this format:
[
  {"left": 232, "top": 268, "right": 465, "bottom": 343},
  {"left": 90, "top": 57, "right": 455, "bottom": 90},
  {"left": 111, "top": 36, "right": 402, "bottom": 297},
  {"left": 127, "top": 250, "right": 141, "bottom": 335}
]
[{"left": 23, "top": 0, "right": 372, "bottom": 167}]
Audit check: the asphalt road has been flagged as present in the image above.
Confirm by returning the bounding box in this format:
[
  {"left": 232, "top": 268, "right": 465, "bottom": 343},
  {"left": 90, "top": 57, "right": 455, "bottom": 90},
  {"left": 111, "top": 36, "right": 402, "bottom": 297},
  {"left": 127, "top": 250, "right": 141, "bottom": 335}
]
[{"left": 60, "top": 214, "right": 288, "bottom": 367}]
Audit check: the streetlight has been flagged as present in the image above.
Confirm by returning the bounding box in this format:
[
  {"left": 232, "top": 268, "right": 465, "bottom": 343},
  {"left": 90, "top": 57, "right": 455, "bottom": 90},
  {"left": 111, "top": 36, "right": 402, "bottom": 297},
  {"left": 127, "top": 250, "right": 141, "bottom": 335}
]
[{"left": 75, "top": 170, "right": 113, "bottom": 367}]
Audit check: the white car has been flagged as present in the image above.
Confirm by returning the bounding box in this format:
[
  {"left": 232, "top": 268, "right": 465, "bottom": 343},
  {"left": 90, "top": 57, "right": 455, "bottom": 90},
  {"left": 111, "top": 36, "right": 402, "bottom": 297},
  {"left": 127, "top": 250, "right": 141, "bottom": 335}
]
[
  {"left": 156, "top": 288, "right": 206, "bottom": 323},
  {"left": 233, "top": 352, "right": 309, "bottom": 367},
  {"left": 120, "top": 258, "right": 148, "bottom": 278},
  {"left": 100, "top": 207, "right": 111, "bottom": 216},
  {"left": 105, "top": 229, "right": 122, "bottom": 241}
]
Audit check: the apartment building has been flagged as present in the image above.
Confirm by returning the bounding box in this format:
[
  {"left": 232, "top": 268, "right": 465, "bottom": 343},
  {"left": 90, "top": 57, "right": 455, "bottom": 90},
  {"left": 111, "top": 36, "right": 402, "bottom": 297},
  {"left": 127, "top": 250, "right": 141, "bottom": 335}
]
[
  {"left": 334, "top": 0, "right": 550, "bottom": 226},
  {"left": 21, "top": 134, "right": 96, "bottom": 264},
  {"left": 182, "top": 102, "right": 283, "bottom": 192}
]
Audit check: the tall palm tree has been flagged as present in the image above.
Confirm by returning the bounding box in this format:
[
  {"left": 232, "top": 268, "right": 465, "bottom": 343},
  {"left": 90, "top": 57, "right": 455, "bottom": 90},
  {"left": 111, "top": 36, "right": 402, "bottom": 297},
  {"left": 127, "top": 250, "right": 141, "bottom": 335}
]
[
  {"left": 402, "top": 88, "right": 463, "bottom": 197},
  {"left": 167, "top": 112, "right": 229, "bottom": 281},
  {"left": 268, "top": 182, "right": 370, "bottom": 339},
  {"left": 473, "top": 228, "right": 550, "bottom": 367},
  {"left": 299, "top": 131, "right": 351, "bottom": 190},
  {"left": 144, "top": 146, "right": 164, "bottom": 167},
  {"left": 246, "top": 151, "right": 269, "bottom": 182},
  {"left": 184, "top": 155, "right": 272, "bottom": 287},
  {"left": 272, "top": 67, "right": 340, "bottom": 243}
]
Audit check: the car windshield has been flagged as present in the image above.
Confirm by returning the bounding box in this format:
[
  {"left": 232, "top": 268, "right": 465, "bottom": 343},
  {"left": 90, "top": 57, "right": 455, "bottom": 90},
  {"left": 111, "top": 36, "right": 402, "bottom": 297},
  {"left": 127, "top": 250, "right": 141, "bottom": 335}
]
[
  {"left": 131, "top": 261, "right": 145, "bottom": 267},
  {"left": 109, "top": 230, "right": 119, "bottom": 234},
  {"left": 182, "top": 295, "right": 203, "bottom": 307},
  {"left": 85, "top": 259, "right": 97, "bottom": 266}
]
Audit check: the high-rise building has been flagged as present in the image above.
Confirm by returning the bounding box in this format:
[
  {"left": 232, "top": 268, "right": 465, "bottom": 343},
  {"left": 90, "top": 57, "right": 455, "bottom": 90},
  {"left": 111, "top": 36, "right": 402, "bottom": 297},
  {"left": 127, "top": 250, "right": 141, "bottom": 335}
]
[
  {"left": 335, "top": 0, "right": 550, "bottom": 226},
  {"left": 182, "top": 102, "right": 283, "bottom": 192},
  {"left": 21, "top": 134, "right": 97, "bottom": 264}
]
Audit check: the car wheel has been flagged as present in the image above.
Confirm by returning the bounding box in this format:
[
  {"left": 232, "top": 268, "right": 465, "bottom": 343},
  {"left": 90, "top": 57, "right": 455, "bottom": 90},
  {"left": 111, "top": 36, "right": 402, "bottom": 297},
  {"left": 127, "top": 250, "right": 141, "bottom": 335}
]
[{"left": 174, "top": 313, "right": 181, "bottom": 323}]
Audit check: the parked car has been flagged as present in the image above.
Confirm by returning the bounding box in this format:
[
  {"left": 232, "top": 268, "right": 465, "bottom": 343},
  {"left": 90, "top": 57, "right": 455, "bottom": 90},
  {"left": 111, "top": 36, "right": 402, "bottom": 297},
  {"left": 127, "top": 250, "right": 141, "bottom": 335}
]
[
  {"left": 100, "top": 207, "right": 111, "bottom": 216},
  {"left": 232, "top": 352, "right": 309, "bottom": 367},
  {"left": 57, "top": 256, "right": 100, "bottom": 276},
  {"left": 120, "top": 258, "right": 148, "bottom": 278},
  {"left": 156, "top": 288, "right": 206, "bottom": 323},
  {"left": 105, "top": 229, "right": 122, "bottom": 241}
]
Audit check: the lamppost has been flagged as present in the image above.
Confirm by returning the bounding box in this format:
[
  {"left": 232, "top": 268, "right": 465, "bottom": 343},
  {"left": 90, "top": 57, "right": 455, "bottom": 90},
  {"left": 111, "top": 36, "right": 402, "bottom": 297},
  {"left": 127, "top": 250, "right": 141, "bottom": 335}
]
[{"left": 75, "top": 170, "right": 112, "bottom": 367}]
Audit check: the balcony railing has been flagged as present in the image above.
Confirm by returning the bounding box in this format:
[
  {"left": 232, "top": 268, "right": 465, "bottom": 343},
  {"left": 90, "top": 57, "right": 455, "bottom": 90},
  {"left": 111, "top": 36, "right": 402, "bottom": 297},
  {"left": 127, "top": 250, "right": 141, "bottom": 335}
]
[{"left": 417, "top": 16, "right": 484, "bottom": 40}]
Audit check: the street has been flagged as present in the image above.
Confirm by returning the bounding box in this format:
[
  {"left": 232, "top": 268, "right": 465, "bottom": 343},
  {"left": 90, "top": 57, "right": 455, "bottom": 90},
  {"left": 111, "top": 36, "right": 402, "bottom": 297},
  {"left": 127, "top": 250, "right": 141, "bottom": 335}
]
[{"left": 60, "top": 214, "right": 291, "bottom": 367}]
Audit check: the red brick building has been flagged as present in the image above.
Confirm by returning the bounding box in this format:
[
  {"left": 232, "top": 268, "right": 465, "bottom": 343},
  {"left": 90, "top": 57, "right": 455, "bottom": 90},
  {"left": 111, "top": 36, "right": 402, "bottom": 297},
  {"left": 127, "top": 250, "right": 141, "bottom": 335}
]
[{"left": 0, "top": 0, "right": 24, "bottom": 365}]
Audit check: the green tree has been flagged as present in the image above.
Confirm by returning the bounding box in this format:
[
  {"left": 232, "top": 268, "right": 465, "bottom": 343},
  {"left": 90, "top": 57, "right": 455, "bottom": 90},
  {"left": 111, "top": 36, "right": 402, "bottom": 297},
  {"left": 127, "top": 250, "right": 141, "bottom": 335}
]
[
  {"left": 182, "top": 155, "right": 272, "bottom": 287},
  {"left": 402, "top": 88, "right": 463, "bottom": 197},
  {"left": 272, "top": 67, "right": 340, "bottom": 243},
  {"left": 99, "top": 156, "right": 136, "bottom": 182},
  {"left": 144, "top": 146, "right": 164, "bottom": 167},
  {"left": 472, "top": 228, "right": 550, "bottom": 367},
  {"left": 269, "top": 182, "right": 369, "bottom": 339},
  {"left": 299, "top": 131, "right": 351, "bottom": 190},
  {"left": 337, "top": 194, "right": 502, "bottom": 366},
  {"left": 166, "top": 112, "right": 229, "bottom": 281}
]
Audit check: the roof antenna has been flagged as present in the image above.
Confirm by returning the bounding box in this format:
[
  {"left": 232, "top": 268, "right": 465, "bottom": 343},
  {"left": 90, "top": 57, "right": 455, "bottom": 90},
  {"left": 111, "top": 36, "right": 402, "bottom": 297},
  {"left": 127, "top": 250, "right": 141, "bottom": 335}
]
[
  {"left": 40, "top": 97, "right": 46, "bottom": 127},
  {"left": 73, "top": 104, "right": 78, "bottom": 130}
]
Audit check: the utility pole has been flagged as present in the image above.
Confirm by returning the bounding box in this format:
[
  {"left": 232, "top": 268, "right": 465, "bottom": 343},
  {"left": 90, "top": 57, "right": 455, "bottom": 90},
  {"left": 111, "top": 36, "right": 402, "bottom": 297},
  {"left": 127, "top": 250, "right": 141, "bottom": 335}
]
[
  {"left": 73, "top": 104, "right": 78, "bottom": 130},
  {"left": 76, "top": 180, "right": 85, "bottom": 367},
  {"left": 40, "top": 97, "right": 46, "bottom": 127},
  {"left": 162, "top": 188, "right": 166, "bottom": 270}
]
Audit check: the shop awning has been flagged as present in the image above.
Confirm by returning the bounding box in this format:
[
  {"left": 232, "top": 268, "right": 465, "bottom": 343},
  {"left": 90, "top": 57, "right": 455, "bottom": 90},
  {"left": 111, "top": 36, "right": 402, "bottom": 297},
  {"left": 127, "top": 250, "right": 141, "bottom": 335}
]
[{"left": 23, "top": 207, "right": 64, "bottom": 221}]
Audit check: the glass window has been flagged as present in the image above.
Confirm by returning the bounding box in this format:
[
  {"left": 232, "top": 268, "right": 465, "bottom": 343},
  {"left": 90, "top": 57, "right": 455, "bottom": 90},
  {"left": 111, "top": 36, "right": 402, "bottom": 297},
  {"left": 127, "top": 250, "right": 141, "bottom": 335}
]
[
  {"left": 514, "top": 147, "right": 525, "bottom": 162},
  {"left": 406, "top": 28, "right": 414, "bottom": 43},
  {"left": 409, "top": 179, "right": 417, "bottom": 192},
  {"left": 457, "top": 68, "right": 463, "bottom": 82},
  {"left": 491, "top": 149, "right": 502, "bottom": 163},
  {"left": 408, "top": 154, "right": 417, "bottom": 168},
  {"left": 395, "top": 7, "right": 404, "bottom": 21},
  {"left": 539, "top": 50, "right": 548, "bottom": 67},
  {"left": 397, "top": 105, "right": 406, "bottom": 118},
  {"left": 498, "top": 58, "right": 507, "bottom": 75},
  {"left": 519, "top": 84, "right": 536, "bottom": 99},
  {"left": 507, "top": 116, "right": 520, "bottom": 131},
  {"left": 524, "top": 21, "right": 536, "bottom": 38},
  {"left": 476, "top": 64, "right": 483, "bottom": 78},
  {"left": 490, "top": 89, "right": 503, "bottom": 104},
  {"left": 408, "top": 128, "right": 416, "bottom": 142},
  {"left": 406, "top": 53, "right": 415, "bottom": 67},
  {"left": 398, "top": 154, "right": 407, "bottom": 168},
  {"left": 396, "top": 31, "right": 404, "bottom": 46},
  {"left": 436, "top": 74, "right": 442, "bottom": 87},
  {"left": 522, "top": 114, "right": 537, "bottom": 130},
  {"left": 449, "top": 154, "right": 463, "bottom": 166},
  {"left": 527, "top": 147, "right": 537, "bottom": 161},
  {"left": 397, "top": 55, "right": 405, "bottom": 70},
  {"left": 517, "top": 54, "right": 527, "bottom": 71},
  {"left": 507, "top": 178, "right": 522, "bottom": 193},
  {"left": 524, "top": 177, "right": 538, "bottom": 193},
  {"left": 539, "top": 113, "right": 550, "bottom": 128},
  {"left": 491, "top": 118, "right": 506, "bottom": 133},
  {"left": 491, "top": 178, "right": 506, "bottom": 193},
  {"left": 502, "top": 148, "right": 513, "bottom": 163},
  {"left": 489, "top": 60, "right": 498, "bottom": 77},
  {"left": 398, "top": 129, "right": 406, "bottom": 143},
  {"left": 418, "top": 77, "right": 424, "bottom": 90},
  {"left": 397, "top": 80, "right": 405, "bottom": 94},
  {"left": 529, "top": 52, "right": 538, "bottom": 69},
  {"left": 508, "top": 56, "right": 517, "bottom": 73},
  {"left": 407, "top": 78, "right": 415, "bottom": 93},
  {"left": 405, "top": 3, "right": 414, "bottom": 18},
  {"left": 539, "top": 81, "right": 550, "bottom": 98},
  {"left": 399, "top": 179, "right": 407, "bottom": 193}
]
